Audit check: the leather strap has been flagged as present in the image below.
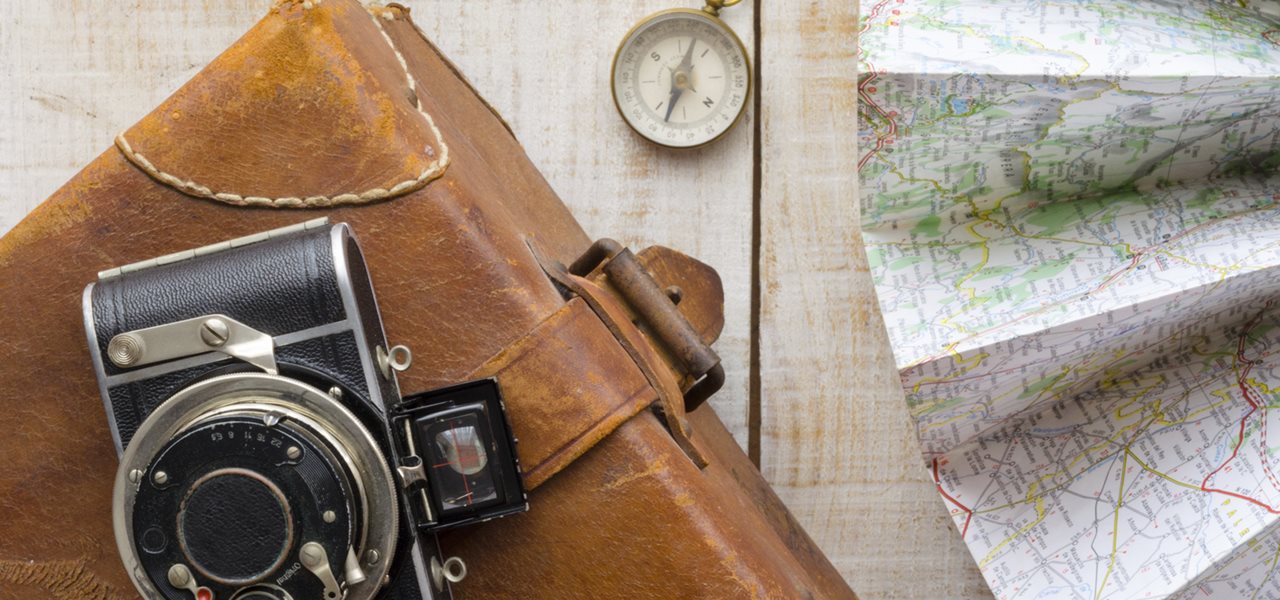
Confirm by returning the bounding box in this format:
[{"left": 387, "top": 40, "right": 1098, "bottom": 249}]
[
  {"left": 557, "top": 268, "right": 709, "bottom": 469},
  {"left": 466, "top": 298, "right": 654, "bottom": 490},
  {"left": 466, "top": 245, "right": 724, "bottom": 490}
]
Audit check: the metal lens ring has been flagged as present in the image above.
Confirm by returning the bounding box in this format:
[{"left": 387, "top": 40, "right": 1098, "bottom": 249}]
[{"left": 114, "top": 373, "right": 398, "bottom": 600}]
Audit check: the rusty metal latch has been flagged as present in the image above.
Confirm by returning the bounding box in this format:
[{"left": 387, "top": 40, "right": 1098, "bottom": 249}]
[{"left": 568, "top": 239, "right": 725, "bottom": 412}]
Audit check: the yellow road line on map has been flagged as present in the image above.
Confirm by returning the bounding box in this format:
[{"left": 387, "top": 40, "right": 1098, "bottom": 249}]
[
  {"left": 1096, "top": 452, "right": 1130, "bottom": 600},
  {"left": 978, "top": 491, "right": 1046, "bottom": 568},
  {"left": 1251, "top": 540, "right": 1280, "bottom": 600},
  {"left": 1125, "top": 449, "right": 1200, "bottom": 492},
  {"left": 909, "top": 349, "right": 991, "bottom": 395},
  {"left": 948, "top": 222, "right": 992, "bottom": 302},
  {"left": 1010, "top": 36, "right": 1091, "bottom": 79},
  {"left": 974, "top": 363, "right": 1249, "bottom": 568},
  {"left": 913, "top": 376, "right": 1014, "bottom": 425},
  {"left": 979, "top": 413, "right": 1161, "bottom": 567},
  {"left": 1115, "top": 382, "right": 1164, "bottom": 419}
]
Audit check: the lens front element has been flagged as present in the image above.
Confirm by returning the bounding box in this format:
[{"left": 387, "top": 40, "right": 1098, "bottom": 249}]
[{"left": 113, "top": 374, "right": 400, "bottom": 600}]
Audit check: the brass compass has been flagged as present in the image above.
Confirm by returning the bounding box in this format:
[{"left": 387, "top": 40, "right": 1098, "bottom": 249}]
[{"left": 611, "top": 0, "right": 751, "bottom": 149}]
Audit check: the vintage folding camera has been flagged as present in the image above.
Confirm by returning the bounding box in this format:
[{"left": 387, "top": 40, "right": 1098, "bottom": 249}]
[{"left": 83, "top": 219, "right": 526, "bottom": 600}]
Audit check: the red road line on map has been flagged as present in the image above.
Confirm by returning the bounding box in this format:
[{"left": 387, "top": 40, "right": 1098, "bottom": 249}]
[
  {"left": 910, "top": 253, "right": 1149, "bottom": 367},
  {"left": 1199, "top": 302, "right": 1280, "bottom": 514},
  {"left": 856, "top": 0, "right": 897, "bottom": 171},
  {"left": 1261, "top": 397, "right": 1280, "bottom": 495},
  {"left": 913, "top": 308, "right": 1052, "bottom": 367},
  {"left": 1085, "top": 254, "right": 1141, "bottom": 296},
  {"left": 933, "top": 457, "right": 974, "bottom": 538},
  {"left": 858, "top": 64, "right": 897, "bottom": 171},
  {"left": 1092, "top": 210, "right": 1251, "bottom": 295},
  {"left": 1248, "top": 305, "right": 1280, "bottom": 497},
  {"left": 860, "top": 0, "right": 892, "bottom": 35}
]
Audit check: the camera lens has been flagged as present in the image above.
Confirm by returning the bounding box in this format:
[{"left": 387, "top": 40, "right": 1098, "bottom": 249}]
[
  {"left": 131, "top": 415, "right": 354, "bottom": 594},
  {"left": 114, "top": 374, "right": 401, "bottom": 600},
  {"left": 178, "top": 469, "right": 292, "bottom": 583}
]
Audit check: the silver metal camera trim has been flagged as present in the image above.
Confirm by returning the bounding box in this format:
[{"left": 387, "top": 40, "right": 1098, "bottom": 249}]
[
  {"left": 114, "top": 372, "right": 399, "bottom": 600},
  {"left": 330, "top": 223, "right": 391, "bottom": 415}
]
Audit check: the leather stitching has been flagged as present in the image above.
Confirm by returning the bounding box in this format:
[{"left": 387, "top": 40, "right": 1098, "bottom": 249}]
[{"left": 112, "top": 4, "right": 450, "bottom": 208}]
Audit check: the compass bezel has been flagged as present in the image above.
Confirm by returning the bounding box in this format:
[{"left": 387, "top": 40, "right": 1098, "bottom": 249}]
[{"left": 610, "top": 7, "right": 753, "bottom": 149}]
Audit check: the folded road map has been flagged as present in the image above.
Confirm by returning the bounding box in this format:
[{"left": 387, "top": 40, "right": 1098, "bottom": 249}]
[{"left": 859, "top": 1, "right": 1280, "bottom": 597}]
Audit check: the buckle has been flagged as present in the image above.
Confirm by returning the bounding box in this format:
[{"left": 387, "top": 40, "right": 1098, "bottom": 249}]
[{"left": 567, "top": 239, "right": 724, "bottom": 412}]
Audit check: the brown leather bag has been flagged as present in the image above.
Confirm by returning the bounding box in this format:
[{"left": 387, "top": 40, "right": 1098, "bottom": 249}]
[{"left": 0, "top": 1, "right": 854, "bottom": 598}]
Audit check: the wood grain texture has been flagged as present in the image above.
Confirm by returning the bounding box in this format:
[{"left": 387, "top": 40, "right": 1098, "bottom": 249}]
[
  {"left": 755, "top": 1, "right": 990, "bottom": 598},
  {"left": 0, "top": 0, "right": 991, "bottom": 598}
]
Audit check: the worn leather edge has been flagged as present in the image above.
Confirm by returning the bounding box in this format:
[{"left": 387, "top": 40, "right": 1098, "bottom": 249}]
[
  {"left": 114, "top": 0, "right": 450, "bottom": 208},
  {"left": 687, "top": 404, "right": 860, "bottom": 599},
  {"left": 386, "top": 3, "right": 520, "bottom": 141}
]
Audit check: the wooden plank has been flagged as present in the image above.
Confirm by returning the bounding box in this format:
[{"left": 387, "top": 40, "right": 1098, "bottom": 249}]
[{"left": 754, "top": 1, "right": 990, "bottom": 597}]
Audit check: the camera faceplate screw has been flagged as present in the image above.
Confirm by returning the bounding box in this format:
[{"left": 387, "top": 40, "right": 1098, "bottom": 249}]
[
  {"left": 129, "top": 469, "right": 143, "bottom": 483},
  {"left": 431, "top": 555, "right": 468, "bottom": 590},
  {"left": 152, "top": 471, "right": 169, "bottom": 485},
  {"left": 263, "top": 411, "right": 284, "bottom": 428},
  {"left": 443, "top": 557, "right": 467, "bottom": 583},
  {"left": 167, "top": 563, "right": 193, "bottom": 588},
  {"left": 287, "top": 446, "right": 302, "bottom": 460},
  {"left": 300, "top": 542, "right": 326, "bottom": 569},
  {"left": 323, "top": 510, "right": 336, "bottom": 523},
  {"left": 365, "top": 549, "right": 380, "bottom": 565},
  {"left": 199, "top": 318, "right": 230, "bottom": 347}
]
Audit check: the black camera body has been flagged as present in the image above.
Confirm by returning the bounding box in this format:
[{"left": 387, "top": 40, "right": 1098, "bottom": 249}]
[{"left": 83, "top": 220, "right": 523, "bottom": 600}]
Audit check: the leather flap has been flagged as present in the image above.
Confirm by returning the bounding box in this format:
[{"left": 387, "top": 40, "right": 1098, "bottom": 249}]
[{"left": 116, "top": 0, "right": 448, "bottom": 207}]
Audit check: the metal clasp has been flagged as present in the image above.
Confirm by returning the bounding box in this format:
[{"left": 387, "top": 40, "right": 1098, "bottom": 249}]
[
  {"left": 568, "top": 239, "right": 725, "bottom": 411},
  {"left": 106, "top": 314, "right": 277, "bottom": 374}
]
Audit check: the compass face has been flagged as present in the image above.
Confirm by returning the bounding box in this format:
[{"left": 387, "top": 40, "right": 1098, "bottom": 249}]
[{"left": 612, "top": 10, "right": 751, "bottom": 148}]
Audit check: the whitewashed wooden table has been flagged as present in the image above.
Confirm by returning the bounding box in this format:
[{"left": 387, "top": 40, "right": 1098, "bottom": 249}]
[{"left": 0, "top": 1, "right": 989, "bottom": 597}]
